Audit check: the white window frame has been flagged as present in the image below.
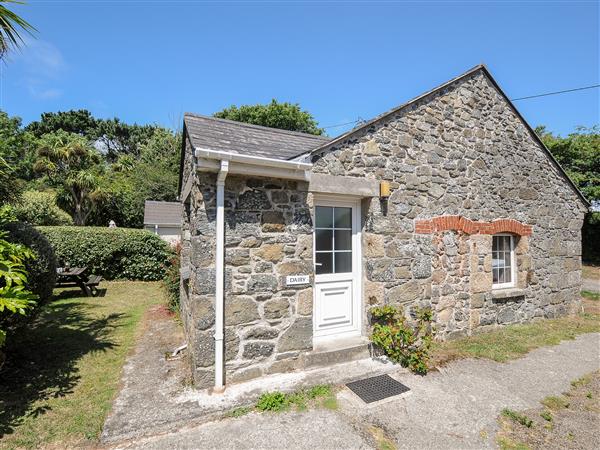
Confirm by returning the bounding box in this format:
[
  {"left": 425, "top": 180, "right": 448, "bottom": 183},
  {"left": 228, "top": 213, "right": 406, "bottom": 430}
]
[{"left": 492, "top": 233, "right": 516, "bottom": 290}]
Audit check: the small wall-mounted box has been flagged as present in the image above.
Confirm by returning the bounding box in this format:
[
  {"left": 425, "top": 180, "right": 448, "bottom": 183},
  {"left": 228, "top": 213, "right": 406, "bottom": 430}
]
[{"left": 380, "top": 181, "right": 391, "bottom": 198}]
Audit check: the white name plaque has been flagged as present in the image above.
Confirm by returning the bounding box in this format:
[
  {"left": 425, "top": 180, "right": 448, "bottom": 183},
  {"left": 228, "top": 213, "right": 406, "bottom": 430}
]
[{"left": 286, "top": 275, "right": 310, "bottom": 286}]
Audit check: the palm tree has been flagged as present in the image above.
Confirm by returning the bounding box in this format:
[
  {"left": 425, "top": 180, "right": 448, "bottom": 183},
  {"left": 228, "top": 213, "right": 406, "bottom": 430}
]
[
  {"left": 34, "top": 131, "right": 103, "bottom": 225},
  {"left": 0, "top": 0, "right": 36, "bottom": 59}
]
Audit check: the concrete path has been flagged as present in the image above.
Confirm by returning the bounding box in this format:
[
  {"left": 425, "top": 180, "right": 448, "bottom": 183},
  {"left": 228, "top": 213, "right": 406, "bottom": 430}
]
[
  {"left": 111, "top": 333, "right": 600, "bottom": 450},
  {"left": 102, "top": 305, "right": 399, "bottom": 445},
  {"left": 583, "top": 277, "right": 599, "bottom": 293}
]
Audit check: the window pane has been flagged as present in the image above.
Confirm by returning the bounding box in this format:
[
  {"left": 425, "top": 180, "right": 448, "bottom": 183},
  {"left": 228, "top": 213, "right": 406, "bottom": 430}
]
[
  {"left": 316, "top": 252, "right": 333, "bottom": 275},
  {"left": 503, "top": 252, "right": 511, "bottom": 268},
  {"left": 315, "top": 206, "right": 333, "bottom": 228},
  {"left": 492, "top": 253, "right": 501, "bottom": 268},
  {"left": 315, "top": 229, "right": 332, "bottom": 251},
  {"left": 493, "top": 268, "right": 499, "bottom": 284},
  {"left": 334, "top": 207, "right": 352, "bottom": 228},
  {"left": 493, "top": 236, "right": 500, "bottom": 252},
  {"left": 334, "top": 252, "right": 352, "bottom": 273},
  {"left": 334, "top": 230, "right": 352, "bottom": 250}
]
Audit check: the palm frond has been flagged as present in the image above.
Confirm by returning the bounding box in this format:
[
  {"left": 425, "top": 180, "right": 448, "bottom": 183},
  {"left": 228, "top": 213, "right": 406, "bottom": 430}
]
[{"left": 0, "top": 0, "right": 36, "bottom": 56}]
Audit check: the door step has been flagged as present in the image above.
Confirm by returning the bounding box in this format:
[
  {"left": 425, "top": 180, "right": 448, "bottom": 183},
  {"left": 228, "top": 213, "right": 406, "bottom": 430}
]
[{"left": 301, "top": 337, "right": 371, "bottom": 369}]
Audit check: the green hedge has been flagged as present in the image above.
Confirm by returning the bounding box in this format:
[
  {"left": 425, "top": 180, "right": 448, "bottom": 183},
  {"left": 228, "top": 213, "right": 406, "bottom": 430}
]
[{"left": 37, "top": 226, "right": 173, "bottom": 281}]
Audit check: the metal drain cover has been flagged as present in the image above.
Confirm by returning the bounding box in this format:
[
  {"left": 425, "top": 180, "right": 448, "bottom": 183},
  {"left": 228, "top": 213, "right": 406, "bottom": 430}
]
[{"left": 346, "top": 374, "right": 410, "bottom": 404}]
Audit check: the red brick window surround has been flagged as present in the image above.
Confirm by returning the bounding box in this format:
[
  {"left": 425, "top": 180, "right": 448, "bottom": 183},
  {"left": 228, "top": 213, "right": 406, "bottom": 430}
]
[{"left": 415, "top": 216, "right": 532, "bottom": 236}]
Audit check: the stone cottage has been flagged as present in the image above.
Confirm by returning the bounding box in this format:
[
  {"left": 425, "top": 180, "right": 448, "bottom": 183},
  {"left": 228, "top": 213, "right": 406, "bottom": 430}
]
[{"left": 178, "top": 65, "right": 589, "bottom": 389}]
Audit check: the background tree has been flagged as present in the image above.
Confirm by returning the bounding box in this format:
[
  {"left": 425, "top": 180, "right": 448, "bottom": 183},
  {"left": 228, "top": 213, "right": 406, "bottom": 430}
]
[
  {"left": 25, "top": 109, "right": 99, "bottom": 138},
  {"left": 214, "top": 99, "right": 324, "bottom": 135},
  {"left": 26, "top": 110, "right": 161, "bottom": 161},
  {"left": 89, "top": 129, "right": 181, "bottom": 227},
  {"left": 0, "top": 0, "right": 35, "bottom": 59},
  {"left": 33, "top": 131, "right": 103, "bottom": 225},
  {"left": 536, "top": 125, "right": 600, "bottom": 203},
  {"left": 0, "top": 110, "right": 37, "bottom": 181}
]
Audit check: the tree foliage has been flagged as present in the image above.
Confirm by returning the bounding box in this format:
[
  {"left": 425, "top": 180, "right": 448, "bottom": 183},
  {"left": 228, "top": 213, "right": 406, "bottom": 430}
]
[
  {"left": 214, "top": 99, "right": 324, "bottom": 135},
  {"left": 33, "top": 130, "right": 103, "bottom": 225},
  {"left": 0, "top": 110, "right": 37, "bottom": 181},
  {"left": 13, "top": 190, "right": 73, "bottom": 226},
  {"left": 26, "top": 109, "right": 161, "bottom": 160},
  {"left": 536, "top": 125, "right": 600, "bottom": 203}
]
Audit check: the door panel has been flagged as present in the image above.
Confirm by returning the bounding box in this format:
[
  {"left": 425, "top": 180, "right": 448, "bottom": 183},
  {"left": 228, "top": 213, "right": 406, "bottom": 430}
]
[
  {"left": 313, "top": 200, "right": 361, "bottom": 339},
  {"left": 315, "top": 281, "right": 353, "bottom": 333}
]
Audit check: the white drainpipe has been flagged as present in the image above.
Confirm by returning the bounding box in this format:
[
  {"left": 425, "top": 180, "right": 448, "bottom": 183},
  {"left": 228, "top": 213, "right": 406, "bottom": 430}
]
[{"left": 214, "top": 160, "right": 229, "bottom": 392}]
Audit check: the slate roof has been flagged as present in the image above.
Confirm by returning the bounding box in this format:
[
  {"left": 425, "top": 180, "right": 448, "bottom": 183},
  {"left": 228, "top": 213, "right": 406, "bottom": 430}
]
[
  {"left": 143, "top": 201, "right": 182, "bottom": 225},
  {"left": 183, "top": 113, "right": 330, "bottom": 161}
]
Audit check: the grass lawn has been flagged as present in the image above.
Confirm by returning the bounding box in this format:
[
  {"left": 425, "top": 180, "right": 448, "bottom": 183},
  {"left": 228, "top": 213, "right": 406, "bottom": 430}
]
[
  {"left": 432, "top": 309, "right": 600, "bottom": 366},
  {"left": 0, "top": 281, "right": 163, "bottom": 449}
]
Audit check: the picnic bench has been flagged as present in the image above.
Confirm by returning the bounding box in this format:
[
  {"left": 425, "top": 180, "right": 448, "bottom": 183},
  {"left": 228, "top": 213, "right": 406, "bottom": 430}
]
[{"left": 56, "top": 267, "right": 103, "bottom": 297}]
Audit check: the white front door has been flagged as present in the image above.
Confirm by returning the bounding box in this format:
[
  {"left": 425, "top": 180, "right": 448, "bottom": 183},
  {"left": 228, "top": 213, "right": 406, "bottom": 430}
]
[{"left": 313, "top": 198, "right": 361, "bottom": 341}]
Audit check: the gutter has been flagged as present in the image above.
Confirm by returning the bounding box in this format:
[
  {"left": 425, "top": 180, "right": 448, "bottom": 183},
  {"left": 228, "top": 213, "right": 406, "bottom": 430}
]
[
  {"left": 194, "top": 147, "right": 312, "bottom": 182},
  {"left": 194, "top": 147, "right": 312, "bottom": 392}
]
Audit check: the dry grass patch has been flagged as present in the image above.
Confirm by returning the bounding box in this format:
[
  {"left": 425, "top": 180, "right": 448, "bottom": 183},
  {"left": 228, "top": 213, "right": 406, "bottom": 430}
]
[
  {"left": 496, "top": 371, "right": 600, "bottom": 450},
  {"left": 432, "top": 313, "right": 600, "bottom": 366},
  {"left": 582, "top": 264, "right": 599, "bottom": 280},
  {"left": 0, "top": 282, "right": 163, "bottom": 449}
]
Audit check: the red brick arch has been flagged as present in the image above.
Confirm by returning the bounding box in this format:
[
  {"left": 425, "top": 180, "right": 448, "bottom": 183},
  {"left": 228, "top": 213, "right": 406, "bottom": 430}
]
[{"left": 415, "top": 215, "right": 532, "bottom": 236}]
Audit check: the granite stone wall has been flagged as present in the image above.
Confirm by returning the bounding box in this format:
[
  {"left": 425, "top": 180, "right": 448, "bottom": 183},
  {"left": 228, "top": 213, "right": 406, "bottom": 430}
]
[
  {"left": 311, "top": 70, "right": 586, "bottom": 339},
  {"left": 180, "top": 152, "right": 315, "bottom": 386},
  {"left": 180, "top": 68, "right": 587, "bottom": 387}
]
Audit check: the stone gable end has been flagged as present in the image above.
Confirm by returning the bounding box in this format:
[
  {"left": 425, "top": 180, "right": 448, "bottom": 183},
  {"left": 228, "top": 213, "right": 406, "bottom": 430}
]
[{"left": 311, "top": 69, "right": 585, "bottom": 338}]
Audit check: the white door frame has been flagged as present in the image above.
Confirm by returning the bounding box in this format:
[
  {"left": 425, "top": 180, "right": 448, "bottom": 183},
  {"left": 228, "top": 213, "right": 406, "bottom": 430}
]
[{"left": 312, "top": 194, "right": 362, "bottom": 343}]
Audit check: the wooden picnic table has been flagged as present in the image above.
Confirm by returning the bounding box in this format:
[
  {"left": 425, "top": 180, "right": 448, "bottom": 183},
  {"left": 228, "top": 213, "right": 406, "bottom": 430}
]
[{"left": 56, "top": 267, "right": 102, "bottom": 296}]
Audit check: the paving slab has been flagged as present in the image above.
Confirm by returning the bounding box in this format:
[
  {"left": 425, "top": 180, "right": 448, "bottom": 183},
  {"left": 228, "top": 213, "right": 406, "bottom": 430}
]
[{"left": 116, "top": 409, "right": 373, "bottom": 450}]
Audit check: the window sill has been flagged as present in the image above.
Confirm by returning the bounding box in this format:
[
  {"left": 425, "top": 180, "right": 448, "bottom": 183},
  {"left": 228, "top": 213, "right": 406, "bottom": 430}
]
[{"left": 491, "top": 287, "right": 525, "bottom": 301}]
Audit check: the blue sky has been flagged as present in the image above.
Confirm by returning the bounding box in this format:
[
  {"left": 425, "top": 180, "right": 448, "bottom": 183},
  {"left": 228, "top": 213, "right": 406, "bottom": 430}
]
[{"left": 1, "top": 0, "right": 598, "bottom": 136}]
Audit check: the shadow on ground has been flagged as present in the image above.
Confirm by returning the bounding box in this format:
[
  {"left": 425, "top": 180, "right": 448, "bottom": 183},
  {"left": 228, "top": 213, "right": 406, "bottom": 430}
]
[{"left": 0, "top": 297, "right": 123, "bottom": 437}]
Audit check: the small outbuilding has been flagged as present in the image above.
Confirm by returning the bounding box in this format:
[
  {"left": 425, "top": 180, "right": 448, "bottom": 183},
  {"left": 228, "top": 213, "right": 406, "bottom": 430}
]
[
  {"left": 178, "top": 64, "right": 589, "bottom": 390},
  {"left": 143, "top": 200, "right": 182, "bottom": 244}
]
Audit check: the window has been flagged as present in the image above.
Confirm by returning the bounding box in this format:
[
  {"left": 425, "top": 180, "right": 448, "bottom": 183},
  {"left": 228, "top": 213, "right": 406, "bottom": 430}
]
[
  {"left": 492, "top": 234, "right": 515, "bottom": 288},
  {"left": 314, "top": 206, "right": 352, "bottom": 275}
]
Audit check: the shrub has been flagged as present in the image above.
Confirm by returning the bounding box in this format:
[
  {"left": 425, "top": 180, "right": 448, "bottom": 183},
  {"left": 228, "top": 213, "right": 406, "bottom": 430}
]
[
  {"left": 13, "top": 190, "right": 73, "bottom": 226},
  {"left": 255, "top": 385, "right": 335, "bottom": 413},
  {"left": 4, "top": 222, "right": 57, "bottom": 305},
  {"left": 37, "top": 226, "right": 172, "bottom": 281},
  {"left": 370, "top": 304, "right": 435, "bottom": 374},
  {"left": 0, "top": 228, "right": 37, "bottom": 353},
  {"left": 256, "top": 391, "right": 289, "bottom": 411},
  {"left": 163, "top": 241, "right": 181, "bottom": 312}
]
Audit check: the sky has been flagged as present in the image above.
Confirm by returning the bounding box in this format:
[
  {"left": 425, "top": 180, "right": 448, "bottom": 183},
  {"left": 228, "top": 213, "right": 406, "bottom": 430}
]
[{"left": 1, "top": 0, "right": 598, "bottom": 137}]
